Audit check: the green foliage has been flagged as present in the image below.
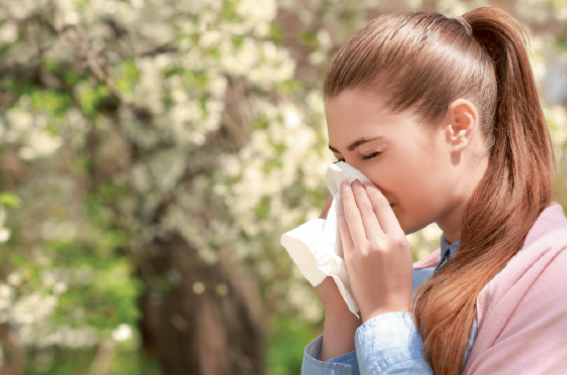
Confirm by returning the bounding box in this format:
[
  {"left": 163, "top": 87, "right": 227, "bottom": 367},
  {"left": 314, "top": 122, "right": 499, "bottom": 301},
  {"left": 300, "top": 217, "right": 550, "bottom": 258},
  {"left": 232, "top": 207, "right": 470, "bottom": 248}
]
[
  {"left": 0, "top": 193, "right": 20, "bottom": 208},
  {"left": 269, "top": 24, "right": 284, "bottom": 43},
  {"left": 299, "top": 31, "right": 318, "bottom": 51},
  {"left": 76, "top": 84, "right": 116, "bottom": 116},
  {"left": 267, "top": 315, "right": 322, "bottom": 375},
  {"left": 116, "top": 60, "right": 140, "bottom": 98}
]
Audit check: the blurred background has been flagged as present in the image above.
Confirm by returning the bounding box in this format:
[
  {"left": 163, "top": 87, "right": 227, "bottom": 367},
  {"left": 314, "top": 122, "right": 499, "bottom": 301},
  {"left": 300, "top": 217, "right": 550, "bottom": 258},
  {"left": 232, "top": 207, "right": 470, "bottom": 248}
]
[{"left": 0, "top": 0, "right": 565, "bottom": 374}]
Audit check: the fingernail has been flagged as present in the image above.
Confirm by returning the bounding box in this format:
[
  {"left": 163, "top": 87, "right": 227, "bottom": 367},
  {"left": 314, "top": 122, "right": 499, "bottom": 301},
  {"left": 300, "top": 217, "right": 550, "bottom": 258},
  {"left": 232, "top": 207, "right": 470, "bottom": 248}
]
[
  {"left": 363, "top": 181, "right": 373, "bottom": 189},
  {"left": 340, "top": 181, "right": 350, "bottom": 191},
  {"left": 351, "top": 180, "right": 361, "bottom": 188}
]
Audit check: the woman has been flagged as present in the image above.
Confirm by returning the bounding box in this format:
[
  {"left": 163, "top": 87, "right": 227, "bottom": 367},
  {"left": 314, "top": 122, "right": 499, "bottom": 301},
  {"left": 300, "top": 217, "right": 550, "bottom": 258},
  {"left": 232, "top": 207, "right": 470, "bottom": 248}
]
[{"left": 301, "top": 7, "right": 567, "bottom": 375}]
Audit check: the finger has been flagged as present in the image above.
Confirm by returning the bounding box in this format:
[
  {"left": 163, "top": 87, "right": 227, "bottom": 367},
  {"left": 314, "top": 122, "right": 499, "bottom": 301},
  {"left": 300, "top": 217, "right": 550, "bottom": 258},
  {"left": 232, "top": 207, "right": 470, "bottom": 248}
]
[
  {"left": 351, "top": 180, "right": 383, "bottom": 241},
  {"left": 336, "top": 196, "right": 355, "bottom": 258},
  {"left": 363, "top": 181, "right": 404, "bottom": 235},
  {"left": 340, "top": 181, "right": 368, "bottom": 250},
  {"left": 319, "top": 194, "right": 333, "bottom": 219}
]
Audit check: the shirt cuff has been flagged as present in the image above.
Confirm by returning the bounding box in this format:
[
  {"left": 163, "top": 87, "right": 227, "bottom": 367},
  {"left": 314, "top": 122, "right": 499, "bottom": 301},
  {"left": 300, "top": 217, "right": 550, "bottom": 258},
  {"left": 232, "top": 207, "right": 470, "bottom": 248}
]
[
  {"left": 302, "top": 334, "right": 359, "bottom": 375},
  {"left": 355, "top": 312, "right": 429, "bottom": 374}
]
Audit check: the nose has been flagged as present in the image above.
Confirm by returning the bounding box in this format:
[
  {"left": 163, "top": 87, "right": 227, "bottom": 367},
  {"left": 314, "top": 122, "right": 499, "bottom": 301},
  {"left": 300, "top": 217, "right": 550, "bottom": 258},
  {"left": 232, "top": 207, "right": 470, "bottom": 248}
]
[
  {"left": 341, "top": 159, "right": 386, "bottom": 198},
  {"left": 343, "top": 158, "right": 368, "bottom": 178}
]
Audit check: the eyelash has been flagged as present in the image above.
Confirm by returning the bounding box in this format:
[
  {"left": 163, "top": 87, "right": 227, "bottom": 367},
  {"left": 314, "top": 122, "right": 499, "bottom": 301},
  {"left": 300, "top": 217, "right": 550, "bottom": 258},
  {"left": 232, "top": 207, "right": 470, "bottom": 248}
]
[
  {"left": 335, "top": 152, "right": 382, "bottom": 163},
  {"left": 362, "top": 152, "right": 381, "bottom": 160}
]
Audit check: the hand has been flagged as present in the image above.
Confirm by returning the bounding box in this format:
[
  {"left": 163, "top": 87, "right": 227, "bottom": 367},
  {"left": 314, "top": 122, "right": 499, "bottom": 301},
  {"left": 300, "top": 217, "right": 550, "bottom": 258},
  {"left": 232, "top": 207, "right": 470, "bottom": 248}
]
[
  {"left": 337, "top": 180, "right": 413, "bottom": 323},
  {"left": 316, "top": 277, "right": 361, "bottom": 361}
]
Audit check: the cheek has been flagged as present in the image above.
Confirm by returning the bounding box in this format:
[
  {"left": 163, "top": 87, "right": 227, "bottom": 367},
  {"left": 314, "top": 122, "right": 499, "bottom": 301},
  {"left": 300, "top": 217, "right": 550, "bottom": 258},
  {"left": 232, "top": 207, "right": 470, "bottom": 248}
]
[{"left": 378, "top": 150, "right": 448, "bottom": 233}]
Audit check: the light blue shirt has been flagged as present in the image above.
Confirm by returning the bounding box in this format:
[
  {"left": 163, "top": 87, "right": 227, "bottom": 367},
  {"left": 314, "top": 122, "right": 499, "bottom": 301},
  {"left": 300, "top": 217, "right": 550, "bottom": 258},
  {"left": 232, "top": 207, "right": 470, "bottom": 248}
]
[{"left": 302, "top": 235, "right": 478, "bottom": 375}]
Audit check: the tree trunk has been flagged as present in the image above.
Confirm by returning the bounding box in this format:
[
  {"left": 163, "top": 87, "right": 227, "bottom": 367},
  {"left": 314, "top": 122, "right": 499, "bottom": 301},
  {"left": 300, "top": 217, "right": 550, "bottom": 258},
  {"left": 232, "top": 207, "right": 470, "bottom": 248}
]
[
  {"left": 0, "top": 323, "right": 26, "bottom": 375},
  {"left": 138, "top": 234, "right": 265, "bottom": 375}
]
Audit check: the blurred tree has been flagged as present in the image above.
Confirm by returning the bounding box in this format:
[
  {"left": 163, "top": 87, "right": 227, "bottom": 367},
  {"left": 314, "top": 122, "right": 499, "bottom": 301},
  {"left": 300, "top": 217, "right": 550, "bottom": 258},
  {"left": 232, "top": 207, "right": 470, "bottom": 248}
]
[{"left": 0, "top": 0, "right": 565, "bottom": 375}]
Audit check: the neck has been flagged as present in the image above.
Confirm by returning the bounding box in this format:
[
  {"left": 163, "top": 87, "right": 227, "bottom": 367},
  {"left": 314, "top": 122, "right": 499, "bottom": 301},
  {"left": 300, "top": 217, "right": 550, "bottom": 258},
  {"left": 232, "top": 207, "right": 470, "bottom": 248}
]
[
  {"left": 437, "top": 151, "right": 489, "bottom": 245},
  {"left": 437, "top": 203, "right": 464, "bottom": 244}
]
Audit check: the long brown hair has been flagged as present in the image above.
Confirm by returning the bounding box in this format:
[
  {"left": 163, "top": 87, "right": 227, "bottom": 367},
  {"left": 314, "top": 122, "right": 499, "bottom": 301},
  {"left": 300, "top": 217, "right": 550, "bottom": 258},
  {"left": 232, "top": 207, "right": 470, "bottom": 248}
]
[{"left": 324, "top": 7, "right": 555, "bottom": 375}]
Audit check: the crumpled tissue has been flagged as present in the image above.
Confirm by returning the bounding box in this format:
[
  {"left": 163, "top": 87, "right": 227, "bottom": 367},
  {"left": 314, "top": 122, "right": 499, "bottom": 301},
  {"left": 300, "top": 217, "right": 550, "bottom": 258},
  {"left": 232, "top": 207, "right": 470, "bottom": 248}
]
[{"left": 280, "top": 162, "right": 370, "bottom": 315}]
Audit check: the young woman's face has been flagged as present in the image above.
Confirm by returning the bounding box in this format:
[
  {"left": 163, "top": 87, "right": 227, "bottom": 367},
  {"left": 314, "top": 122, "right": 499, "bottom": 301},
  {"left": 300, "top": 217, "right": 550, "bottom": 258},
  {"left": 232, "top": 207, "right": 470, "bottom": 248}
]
[{"left": 326, "top": 89, "right": 465, "bottom": 235}]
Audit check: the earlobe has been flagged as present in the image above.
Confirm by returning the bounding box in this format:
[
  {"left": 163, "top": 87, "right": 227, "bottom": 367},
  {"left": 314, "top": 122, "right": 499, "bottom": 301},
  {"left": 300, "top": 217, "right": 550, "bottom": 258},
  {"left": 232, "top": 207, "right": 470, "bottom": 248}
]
[{"left": 447, "top": 99, "right": 478, "bottom": 152}]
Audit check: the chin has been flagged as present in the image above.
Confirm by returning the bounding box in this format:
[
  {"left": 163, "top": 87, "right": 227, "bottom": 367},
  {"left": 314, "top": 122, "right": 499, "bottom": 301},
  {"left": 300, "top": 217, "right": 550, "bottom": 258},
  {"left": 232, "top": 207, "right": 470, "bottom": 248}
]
[
  {"left": 404, "top": 219, "right": 437, "bottom": 236},
  {"left": 395, "top": 210, "right": 429, "bottom": 236},
  {"left": 392, "top": 209, "right": 412, "bottom": 235}
]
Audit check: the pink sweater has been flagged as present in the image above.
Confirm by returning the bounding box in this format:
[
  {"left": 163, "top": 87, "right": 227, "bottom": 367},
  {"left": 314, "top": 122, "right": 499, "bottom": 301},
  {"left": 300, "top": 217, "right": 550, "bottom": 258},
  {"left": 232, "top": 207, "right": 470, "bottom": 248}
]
[{"left": 413, "top": 202, "right": 567, "bottom": 374}]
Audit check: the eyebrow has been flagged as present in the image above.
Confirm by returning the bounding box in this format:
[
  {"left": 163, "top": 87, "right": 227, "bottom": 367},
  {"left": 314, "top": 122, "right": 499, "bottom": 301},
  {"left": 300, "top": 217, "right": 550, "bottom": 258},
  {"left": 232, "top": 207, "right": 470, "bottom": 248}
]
[{"left": 329, "top": 136, "right": 382, "bottom": 154}]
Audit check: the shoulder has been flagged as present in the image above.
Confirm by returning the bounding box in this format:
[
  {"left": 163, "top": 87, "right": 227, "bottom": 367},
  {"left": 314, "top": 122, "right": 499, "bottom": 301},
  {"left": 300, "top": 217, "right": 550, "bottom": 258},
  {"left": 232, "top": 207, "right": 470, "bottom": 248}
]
[
  {"left": 466, "top": 248, "right": 567, "bottom": 373},
  {"left": 477, "top": 202, "right": 567, "bottom": 323},
  {"left": 523, "top": 202, "right": 567, "bottom": 247},
  {"left": 466, "top": 203, "right": 567, "bottom": 374}
]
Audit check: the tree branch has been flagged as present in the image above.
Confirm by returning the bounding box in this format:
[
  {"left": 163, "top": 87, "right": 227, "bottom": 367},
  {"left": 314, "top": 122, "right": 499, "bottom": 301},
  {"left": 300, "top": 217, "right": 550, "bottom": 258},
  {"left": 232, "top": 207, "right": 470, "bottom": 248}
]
[{"left": 49, "top": 0, "right": 139, "bottom": 115}]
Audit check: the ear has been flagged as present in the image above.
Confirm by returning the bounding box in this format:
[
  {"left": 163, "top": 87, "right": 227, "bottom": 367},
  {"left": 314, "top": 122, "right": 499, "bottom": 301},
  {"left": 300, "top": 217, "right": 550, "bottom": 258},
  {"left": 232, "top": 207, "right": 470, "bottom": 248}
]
[{"left": 446, "top": 99, "right": 479, "bottom": 153}]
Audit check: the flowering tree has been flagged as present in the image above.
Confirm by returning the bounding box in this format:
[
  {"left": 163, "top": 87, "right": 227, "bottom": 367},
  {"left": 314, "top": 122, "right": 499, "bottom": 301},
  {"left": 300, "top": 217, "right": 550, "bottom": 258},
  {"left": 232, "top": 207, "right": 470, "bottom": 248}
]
[{"left": 0, "top": 0, "right": 565, "bottom": 374}]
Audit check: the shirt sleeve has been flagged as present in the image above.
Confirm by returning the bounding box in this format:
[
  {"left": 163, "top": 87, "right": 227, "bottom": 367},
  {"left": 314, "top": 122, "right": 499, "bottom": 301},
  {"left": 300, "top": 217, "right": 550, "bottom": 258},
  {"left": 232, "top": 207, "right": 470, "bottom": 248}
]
[
  {"left": 301, "top": 313, "right": 433, "bottom": 375},
  {"left": 302, "top": 268, "right": 437, "bottom": 375},
  {"left": 302, "top": 334, "right": 360, "bottom": 375},
  {"left": 355, "top": 312, "right": 433, "bottom": 375}
]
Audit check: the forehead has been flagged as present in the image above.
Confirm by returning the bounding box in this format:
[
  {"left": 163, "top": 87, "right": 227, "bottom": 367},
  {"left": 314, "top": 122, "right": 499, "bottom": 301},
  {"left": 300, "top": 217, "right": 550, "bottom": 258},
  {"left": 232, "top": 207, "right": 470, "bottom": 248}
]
[{"left": 325, "top": 89, "right": 418, "bottom": 149}]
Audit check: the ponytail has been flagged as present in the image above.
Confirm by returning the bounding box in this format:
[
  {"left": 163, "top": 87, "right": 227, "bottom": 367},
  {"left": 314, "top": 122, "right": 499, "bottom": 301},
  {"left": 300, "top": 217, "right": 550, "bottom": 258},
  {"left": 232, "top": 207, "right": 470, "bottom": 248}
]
[{"left": 414, "top": 7, "right": 555, "bottom": 375}]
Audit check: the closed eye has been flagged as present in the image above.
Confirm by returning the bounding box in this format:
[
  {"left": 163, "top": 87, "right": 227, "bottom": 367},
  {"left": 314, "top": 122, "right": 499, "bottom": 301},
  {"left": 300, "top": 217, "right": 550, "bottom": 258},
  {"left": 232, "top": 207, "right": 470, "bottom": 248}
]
[{"left": 362, "top": 151, "right": 381, "bottom": 160}]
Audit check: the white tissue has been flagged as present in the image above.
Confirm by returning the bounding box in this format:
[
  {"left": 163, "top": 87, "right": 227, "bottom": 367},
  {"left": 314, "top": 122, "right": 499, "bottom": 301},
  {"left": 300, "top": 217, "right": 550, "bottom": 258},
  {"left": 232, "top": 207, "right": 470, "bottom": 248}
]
[{"left": 280, "top": 162, "right": 370, "bottom": 315}]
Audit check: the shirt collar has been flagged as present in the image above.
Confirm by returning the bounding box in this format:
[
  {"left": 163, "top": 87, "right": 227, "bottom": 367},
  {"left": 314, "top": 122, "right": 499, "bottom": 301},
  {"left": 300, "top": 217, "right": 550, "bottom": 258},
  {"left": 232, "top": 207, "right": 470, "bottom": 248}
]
[{"left": 440, "top": 233, "right": 460, "bottom": 259}]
